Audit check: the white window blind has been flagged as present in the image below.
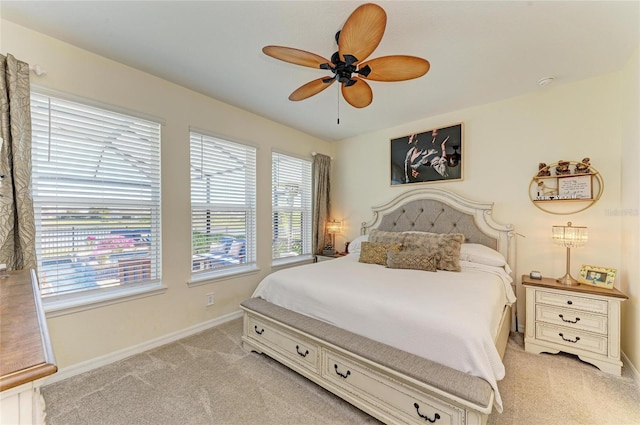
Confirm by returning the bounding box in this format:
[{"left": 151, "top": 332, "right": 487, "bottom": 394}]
[
  {"left": 31, "top": 92, "right": 161, "bottom": 297},
  {"left": 190, "top": 132, "right": 256, "bottom": 274},
  {"left": 272, "top": 152, "right": 312, "bottom": 260}
]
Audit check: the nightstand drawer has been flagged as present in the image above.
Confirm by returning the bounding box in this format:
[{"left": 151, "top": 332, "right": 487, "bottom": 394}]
[
  {"left": 535, "top": 291, "right": 608, "bottom": 314},
  {"left": 535, "top": 305, "right": 607, "bottom": 335},
  {"left": 535, "top": 323, "right": 607, "bottom": 355}
]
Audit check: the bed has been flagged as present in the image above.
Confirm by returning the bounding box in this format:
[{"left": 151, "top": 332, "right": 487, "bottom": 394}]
[{"left": 240, "top": 188, "right": 516, "bottom": 425}]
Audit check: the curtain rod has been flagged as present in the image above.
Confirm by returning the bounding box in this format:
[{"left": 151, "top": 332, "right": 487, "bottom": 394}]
[
  {"left": 29, "top": 64, "right": 47, "bottom": 76},
  {"left": 311, "top": 152, "right": 334, "bottom": 160}
]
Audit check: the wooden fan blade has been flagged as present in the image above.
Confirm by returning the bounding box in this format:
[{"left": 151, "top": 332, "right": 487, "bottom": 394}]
[
  {"left": 338, "top": 3, "right": 386, "bottom": 64},
  {"left": 263, "top": 45, "right": 331, "bottom": 69},
  {"left": 359, "top": 56, "right": 430, "bottom": 81},
  {"left": 341, "top": 79, "right": 373, "bottom": 108},
  {"left": 289, "top": 77, "right": 336, "bottom": 101}
]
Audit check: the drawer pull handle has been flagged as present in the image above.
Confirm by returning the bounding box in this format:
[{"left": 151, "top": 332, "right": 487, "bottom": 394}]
[
  {"left": 566, "top": 300, "right": 573, "bottom": 305},
  {"left": 254, "top": 325, "right": 264, "bottom": 335},
  {"left": 559, "top": 314, "right": 580, "bottom": 324},
  {"left": 413, "top": 403, "right": 441, "bottom": 423},
  {"left": 559, "top": 333, "right": 580, "bottom": 343},
  {"left": 296, "top": 345, "right": 309, "bottom": 358},
  {"left": 334, "top": 364, "right": 351, "bottom": 379}
]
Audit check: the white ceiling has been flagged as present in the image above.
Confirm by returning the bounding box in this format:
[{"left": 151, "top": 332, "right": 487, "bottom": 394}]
[{"left": 2, "top": 1, "right": 639, "bottom": 141}]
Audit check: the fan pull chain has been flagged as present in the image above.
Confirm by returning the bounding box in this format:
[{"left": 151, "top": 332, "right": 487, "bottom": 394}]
[{"left": 337, "top": 86, "right": 340, "bottom": 125}]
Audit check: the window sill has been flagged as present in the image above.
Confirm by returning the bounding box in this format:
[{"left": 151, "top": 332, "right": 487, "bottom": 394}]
[
  {"left": 187, "top": 264, "right": 260, "bottom": 288},
  {"left": 271, "top": 255, "right": 314, "bottom": 270},
  {"left": 43, "top": 281, "right": 167, "bottom": 318}
]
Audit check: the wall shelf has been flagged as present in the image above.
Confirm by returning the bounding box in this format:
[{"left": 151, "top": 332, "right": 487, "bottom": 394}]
[{"left": 529, "top": 160, "right": 603, "bottom": 214}]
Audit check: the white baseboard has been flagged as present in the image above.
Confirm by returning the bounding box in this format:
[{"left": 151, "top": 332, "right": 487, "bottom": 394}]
[
  {"left": 621, "top": 350, "right": 640, "bottom": 389},
  {"left": 44, "top": 309, "right": 243, "bottom": 386}
]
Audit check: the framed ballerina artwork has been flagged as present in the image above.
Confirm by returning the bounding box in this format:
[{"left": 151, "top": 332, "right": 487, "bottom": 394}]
[{"left": 390, "top": 123, "right": 463, "bottom": 186}]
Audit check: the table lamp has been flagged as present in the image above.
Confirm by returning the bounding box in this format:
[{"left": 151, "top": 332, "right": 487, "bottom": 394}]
[
  {"left": 325, "top": 220, "right": 342, "bottom": 254},
  {"left": 552, "top": 221, "right": 587, "bottom": 285}
]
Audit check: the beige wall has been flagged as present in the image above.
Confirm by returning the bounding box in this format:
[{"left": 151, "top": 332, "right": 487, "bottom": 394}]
[
  {"left": 620, "top": 48, "right": 640, "bottom": 374},
  {"left": 2, "top": 20, "right": 332, "bottom": 369},
  {"left": 3, "top": 18, "right": 638, "bottom": 378},
  {"left": 333, "top": 71, "right": 637, "bottom": 369}
]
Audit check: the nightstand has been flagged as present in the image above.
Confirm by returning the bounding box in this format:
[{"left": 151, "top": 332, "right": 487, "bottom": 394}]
[
  {"left": 522, "top": 275, "right": 628, "bottom": 375},
  {"left": 315, "top": 253, "right": 346, "bottom": 262}
]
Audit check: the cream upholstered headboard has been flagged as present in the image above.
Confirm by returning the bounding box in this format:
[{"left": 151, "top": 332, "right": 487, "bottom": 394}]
[{"left": 361, "top": 188, "right": 515, "bottom": 276}]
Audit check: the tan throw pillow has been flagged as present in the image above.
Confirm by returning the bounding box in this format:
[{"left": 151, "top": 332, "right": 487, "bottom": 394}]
[
  {"left": 403, "top": 232, "right": 440, "bottom": 252},
  {"left": 386, "top": 251, "right": 437, "bottom": 272},
  {"left": 368, "top": 229, "right": 406, "bottom": 245},
  {"left": 436, "top": 233, "right": 465, "bottom": 271},
  {"left": 402, "top": 232, "right": 465, "bottom": 271},
  {"left": 359, "top": 242, "right": 402, "bottom": 265}
]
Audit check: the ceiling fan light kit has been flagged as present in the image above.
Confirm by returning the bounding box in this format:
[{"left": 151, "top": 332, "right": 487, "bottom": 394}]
[{"left": 262, "top": 3, "right": 430, "bottom": 109}]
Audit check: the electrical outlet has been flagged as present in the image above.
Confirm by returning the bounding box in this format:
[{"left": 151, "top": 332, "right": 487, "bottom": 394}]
[{"left": 206, "top": 292, "right": 215, "bottom": 306}]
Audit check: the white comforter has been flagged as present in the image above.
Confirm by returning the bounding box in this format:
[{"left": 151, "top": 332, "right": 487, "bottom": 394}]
[{"left": 252, "top": 255, "right": 516, "bottom": 412}]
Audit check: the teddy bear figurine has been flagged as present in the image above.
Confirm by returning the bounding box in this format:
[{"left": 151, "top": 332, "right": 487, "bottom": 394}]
[
  {"left": 575, "top": 157, "right": 591, "bottom": 174},
  {"left": 537, "top": 163, "right": 551, "bottom": 177},
  {"left": 555, "top": 160, "right": 571, "bottom": 175}
]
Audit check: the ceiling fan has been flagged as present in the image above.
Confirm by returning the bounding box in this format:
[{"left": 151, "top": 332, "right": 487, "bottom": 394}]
[{"left": 262, "top": 3, "right": 430, "bottom": 109}]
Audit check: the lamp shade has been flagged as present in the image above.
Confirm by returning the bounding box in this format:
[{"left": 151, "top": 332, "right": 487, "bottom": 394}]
[
  {"left": 552, "top": 222, "right": 587, "bottom": 248},
  {"left": 326, "top": 220, "right": 342, "bottom": 234}
]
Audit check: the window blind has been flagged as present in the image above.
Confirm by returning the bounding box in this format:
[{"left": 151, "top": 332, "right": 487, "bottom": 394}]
[
  {"left": 190, "top": 132, "right": 257, "bottom": 273},
  {"left": 271, "top": 152, "right": 312, "bottom": 260},
  {"left": 31, "top": 92, "right": 162, "bottom": 297}
]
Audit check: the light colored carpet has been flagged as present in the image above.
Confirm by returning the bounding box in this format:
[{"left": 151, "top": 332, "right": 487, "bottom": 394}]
[
  {"left": 42, "top": 319, "right": 640, "bottom": 425},
  {"left": 491, "top": 333, "right": 640, "bottom": 425}
]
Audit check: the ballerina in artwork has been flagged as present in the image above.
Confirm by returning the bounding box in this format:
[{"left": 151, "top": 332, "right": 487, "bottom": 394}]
[{"left": 404, "top": 131, "right": 450, "bottom": 183}]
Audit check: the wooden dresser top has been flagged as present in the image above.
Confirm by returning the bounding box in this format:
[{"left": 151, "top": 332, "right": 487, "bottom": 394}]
[
  {"left": 521, "top": 274, "right": 628, "bottom": 300},
  {"left": 0, "top": 269, "right": 57, "bottom": 391}
]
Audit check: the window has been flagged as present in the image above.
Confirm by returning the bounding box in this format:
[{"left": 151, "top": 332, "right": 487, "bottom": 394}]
[
  {"left": 190, "top": 131, "right": 257, "bottom": 276},
  {"left": 31, "top": 92, "right": 162, "bottom": 299},
  {"left": 271, "top": 152, "right": 312, "bottom": 262}
]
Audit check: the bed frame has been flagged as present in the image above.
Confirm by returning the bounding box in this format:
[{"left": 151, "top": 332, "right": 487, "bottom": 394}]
[{"left": 241, "top": 188, "right": 516, "bottom": 425}]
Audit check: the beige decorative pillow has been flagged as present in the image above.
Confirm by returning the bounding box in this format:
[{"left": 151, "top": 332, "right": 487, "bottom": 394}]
[
  {"left": 386, "top": 251, "right": 437, "bottom": 272},
  {"left": 368, "top": 229, "right": 406, "bottom": 246},
  {"left": 402, "top": 232, "right": 465, "bottom": 271},
  {"left": 403, "top": 232, "right": 440, "bottom": 252},
  {"left": 359, "top": 242, "right": 402, "bottom": 265}
]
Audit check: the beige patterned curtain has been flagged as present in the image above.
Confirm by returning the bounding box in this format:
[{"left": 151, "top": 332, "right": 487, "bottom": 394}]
[
  {"left": 0, "top": 54, "right": 36, "bottom": 271},
  {"left": 312, "top": 153, "right": 331, "bottom": 255}
]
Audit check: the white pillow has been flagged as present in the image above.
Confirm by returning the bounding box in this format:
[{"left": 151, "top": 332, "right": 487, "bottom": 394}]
[
  {"left": 460, "top": 243, "right": 507, "bottom": 267},
  {"left": 347, "top": 235, "right": 369, "bottom": 255}
]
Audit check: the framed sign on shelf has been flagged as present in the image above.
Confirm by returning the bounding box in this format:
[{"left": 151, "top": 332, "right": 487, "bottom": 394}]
[{"left": 557, "top": 174, "right": 593, "bottom": 200}]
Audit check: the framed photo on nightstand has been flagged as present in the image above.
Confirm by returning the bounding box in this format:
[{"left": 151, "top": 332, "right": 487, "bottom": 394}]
[{"left": 578, "top": 264, "right": 617, "bottom": 289}]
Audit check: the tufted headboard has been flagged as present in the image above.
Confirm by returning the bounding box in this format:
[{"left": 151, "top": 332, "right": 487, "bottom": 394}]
[
  {"left": 373, "top": 198, "right": 497, "bottom": 248},
  {"left": 361, "top": 188, "right": 515, "bottom": 275}
]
